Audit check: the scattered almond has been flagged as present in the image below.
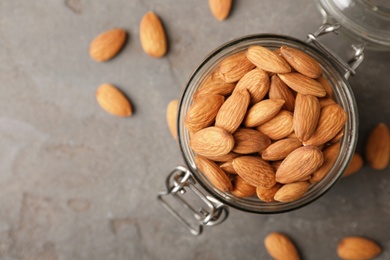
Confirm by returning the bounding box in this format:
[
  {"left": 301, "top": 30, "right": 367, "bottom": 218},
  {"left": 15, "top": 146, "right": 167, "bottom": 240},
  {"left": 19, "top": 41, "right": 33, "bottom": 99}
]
[
  {"left": 96, "top": 84, "right": 132, "bottom": 117},
  {"left": 208, "top": 0, "right": 232, "bottom": 21},
  {"left": 280, "top": 45, "right": 322, "bottom": 78},
  {"left": 276, "top": 146, "right": 323, "bottom": 183},
  {"left": 344, "top": 152, "right": 364, "bottom": 177},
  {"left": 140, "top": 11, "right": 167, "bottom": 58},
  {"left": 233, "top": 156, "right": 276, "bottom": 188},
  {"left": 337, "top": 236, "right": 381, "bottom": 260},
  {"left": 89, "top": 28, "right": 127, "bottom": 62},
  {"left": 195, "top": 156, "right": 233, "bottom": 192},
  {"left": 256, "top": 183, "right": 282, "bottom": 203},
  {"left": 232, "top": 128, "right": 271, "bottom": 154},
  {"left": 274, "top": 181, "right": 310, "bottom": 202},
  {"left": 262, "top": 138, "right": 302, "bottom": 161},
  {"left": 365, "top": 123, "right": 390, "bottom": 170},
  {"left": 166, "top": 99, "right": 178, "bottom": 139},
  {"left": 190, "top": 126, "right": 234, "bottom": 157},
  {"left": 247, "top": 45, "right": 291, "bottom": 73},
  {"left": 256, "top": 110, "right": 294, "bottom": 140},
  {"left": 264, "top": 232, "right": 301, "bottom": 260}
]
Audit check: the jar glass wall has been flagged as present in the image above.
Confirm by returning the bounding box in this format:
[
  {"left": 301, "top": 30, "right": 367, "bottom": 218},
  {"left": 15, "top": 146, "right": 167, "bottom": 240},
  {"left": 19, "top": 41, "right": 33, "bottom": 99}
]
[{"left": 177, "top": 34, "right": 358, "bottom": 214}]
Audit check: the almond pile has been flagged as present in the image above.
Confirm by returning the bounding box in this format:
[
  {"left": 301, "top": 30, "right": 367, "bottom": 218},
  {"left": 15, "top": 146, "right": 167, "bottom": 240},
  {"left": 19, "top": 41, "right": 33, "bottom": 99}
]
[{"left": 185, "top": 45, "right": 348, "bottom": 203}]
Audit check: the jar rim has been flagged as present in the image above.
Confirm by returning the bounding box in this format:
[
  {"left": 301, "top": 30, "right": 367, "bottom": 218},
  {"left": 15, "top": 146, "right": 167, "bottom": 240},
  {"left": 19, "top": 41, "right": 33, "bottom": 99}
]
[{"left": 177, "top": 34, "right": 359, "bottom": 214}]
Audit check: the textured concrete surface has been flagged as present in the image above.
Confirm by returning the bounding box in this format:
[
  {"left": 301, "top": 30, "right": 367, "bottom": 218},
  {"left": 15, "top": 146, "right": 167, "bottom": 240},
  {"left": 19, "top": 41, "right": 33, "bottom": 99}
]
[{"left": 0, "top": 0, "right": 389, "bottom": 259}]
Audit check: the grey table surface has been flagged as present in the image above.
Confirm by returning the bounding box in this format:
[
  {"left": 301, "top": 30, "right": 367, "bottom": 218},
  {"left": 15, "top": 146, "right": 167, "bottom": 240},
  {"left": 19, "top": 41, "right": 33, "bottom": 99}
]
[{"left": 1, "top": 0, "right": 389, "bottom": 259}]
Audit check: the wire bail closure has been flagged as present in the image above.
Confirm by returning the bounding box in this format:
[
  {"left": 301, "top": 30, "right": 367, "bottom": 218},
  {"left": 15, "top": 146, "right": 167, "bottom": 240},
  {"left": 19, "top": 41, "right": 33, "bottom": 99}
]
[
  {"left": 157, "top": 166, "right": 229, "bottom": 236},
  {"left": 306, "top": 23, "right": 365, "bottom": 79}
]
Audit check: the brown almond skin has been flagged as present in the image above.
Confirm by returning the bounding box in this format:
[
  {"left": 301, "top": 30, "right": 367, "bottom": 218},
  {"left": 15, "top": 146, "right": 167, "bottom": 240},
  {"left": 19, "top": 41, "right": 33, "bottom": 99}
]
[
  {"left": 194, "top": 71, "right": 235, "bottom": 100},
  {"left": 206, "top": 152, "right": 240, "bottom": 162},
  {"left": 256, "top": 183, "right": 282, "bottom": 203},
  {"left": 96, "top": 84, "right": 132, "bottom": 117},
  {"left": 264, "top": 232, "right": 301, "bottom": 260},
  {"left": 276, "top": 146, "right": 324, "bottom": 183},
  {"left": 319, "top": 97, "right": 336, "bottom": 108},
  {"left": 310, "top": 142, "right": 341, "bottom": 183},
  {"left": 220, "top": 161, "right": 237, "bottom": 174},
  {"left": 208, "top": 0, "right": 232, "bottom": 21},
  {"left": 304, "top": 104, "right": 347, "bottom": 146},
  {"left": 185, "top": 94, "right": 224, "bottom": 133},
  {"left": 269, "top": 75, "right": 296, "bottom": 111},
  {"left": 262, "top": 138, "right": 302, "bottom": 161},
  {"left": 231, "top": 175, "right": 257, "bottom": 197},
  {"left": 234, "top": 68, "right": 270, "bottom": 104},
  {"left": 247, "top": 46, "right": 291, "bottom": 73},
  {"left": 195, "top": 156, "right": 233, "bottom": 192},
  {"left": 215, "top": 89, "right": 250, "bottom": 133},
  {"left": 343, "top": 153, "right": 364, "bottom": 177},
  {"left": 256, "top": 111, "right": 294, "bottom": 140},
  {"left": 166, "top": 99, "right": 178, "bottom": 139},
  {"left": 89, "top": 28, "right": 127, "bottom": 62},
  {"left": 232, "top": 128, "right": 271, "bottom": 154},
  {"left": 190, "top": 126, "right": 234, "bottom": 157},
  {"left": 244, "top": 99, "right": 285, "bottom": 128},
  {"left": 271, "top": 161, "right": 283, "bottom": 172},
  {"left": 274, "top": 181, "right": 310, "bottom": 203},
  {"left": 337, "top": 236, "right": 381, "bottom": 260},
  {"left": 278, "top": 73, "right": 326, "bottom": 97},
  {"left": 331, "top": 128, "right": 344, "bottom": 143},
  {"left": 140, "top": 12, "right": 167, "bottom": 58},
  {"left": 233, "top": 156, "right": 276, "bottom": 188},
  {"left": 219, "top": 52, "right": 256, "bottom": 83},
  {"left": 365, "top": 123, "right": 390, "bottom": 170},
  {"left": 318, "top": 75, "right": 334, "bottom": 98},
  {"left": 294, "top": 94, "right": 321, "bottom": 142},
  {"left": 280, "top": 46, "right": 322, "bottom": 78}
]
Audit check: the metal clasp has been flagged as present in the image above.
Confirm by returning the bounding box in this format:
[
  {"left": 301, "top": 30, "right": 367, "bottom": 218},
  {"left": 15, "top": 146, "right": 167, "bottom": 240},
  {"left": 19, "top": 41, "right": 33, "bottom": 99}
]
[
  {"left": 157, "top": 166, "right": 229, "bottom": 236},
  {"left": 306, "top": 23, "right": 365, "bottom": 79}
]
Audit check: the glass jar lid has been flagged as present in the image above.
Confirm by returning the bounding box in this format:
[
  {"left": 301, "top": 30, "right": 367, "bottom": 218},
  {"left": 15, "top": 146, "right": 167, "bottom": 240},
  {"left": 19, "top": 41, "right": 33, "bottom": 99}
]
[{"left": 317, "top": 0, "right": 390, "bottom": 49}]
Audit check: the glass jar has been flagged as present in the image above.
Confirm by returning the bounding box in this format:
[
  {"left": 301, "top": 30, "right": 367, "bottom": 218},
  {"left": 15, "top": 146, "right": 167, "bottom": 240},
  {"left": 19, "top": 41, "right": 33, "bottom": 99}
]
[{"left": 158, "top": 0, "right": 389, "bottom": 235}]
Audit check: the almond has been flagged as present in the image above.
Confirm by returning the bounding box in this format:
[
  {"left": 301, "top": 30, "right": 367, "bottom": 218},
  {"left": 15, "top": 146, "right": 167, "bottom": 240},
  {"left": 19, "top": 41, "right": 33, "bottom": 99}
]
[
  {"left": 294, "top": 94, "right": 321, "bottom": 142},
  {"left": 276, "top": 146, "right": 324, "bottom": 183},
  {"left": 365, "top": 123, "right": 390, "bottom": 170},
  {"left": 185, "top": 94, "right": 225, "bottom": 132},
  {"left": 140, "top": 11, "right": 167, "bottom": 58},
  {"left": 247, "top": 46, "right": 291, "bottom": 73},
  {"left": 206, "top": 152, "right": 240, "bottom": 162},
  {"left": 233, "top": 156, "right": 276, "bottom": 188},
  {"left": 219, "top": 52, "right": 256, "bottom": 83},
  {"left": 271, "top": 161, "right": 283, "bottom": 171},
  {"left": 278, "top": 73, "right": 326, "bottom": 97},
  {"left": 232, "top": 175, "right": 257, "bottom": 197},
  {"left": 344, "top": 152, "right": 364, "bottom": 177},
  {"left": 280, "top": 46, "right": 322, "bottom": 78},
  {"left": 215, "top": 89, "right": 250, "bottom": 133},
  {"left": 96, "top": 84, "right": 132, "bottom": 117},
  {"left": 303, "top": 104, "right": 347, "bottom": 146},
  {"left": 269, "top": 75, "right": 296, "bottom": 111},
  {"left": 256, "top": 111, "right": 294, "bottom": 140},
  {"left": 330, "top": 128, "right": 344, "bottom": 143},
  {"left": 262, "top": 138, "right": 302, "bottom": 161},
  {"left": 195, "top": 156, "right": 232, "bottom": 192},
  {"left": 319, "top": 97, "right": 336, "bottom": 108},
  {"left": 244, "top": 99, "right": 285, "bottom": 128},
  {"left": 194, "top": 71, "right": 235, "bottom": 100},
  {"left": 232, "top": 128, "right": 271, "bottom": 154},
  {"left": 208, "top": 0, "right": 232, "bottom": 21},
  {"left": 264, "top": 232, "right": 301, "bottom": 260},
  {"left": 274, "top": 181, "right": 310, "bottom": 202},
  {"left": 256, "top": 183, "right": 282, "bottom": 203},
  {"left": 337, "top": 236, "right": 381, "bottom": 260},
  {"left": 166, "top": 99, "right": 178, "bottom": 139},
  {"left": 318, "top": 75, "right": 334, "bottom": 98},
  {"left": 234, "top": 68, "right": 270, "bottom": 104},
  {"left": 220, "top": 161, "right": 237, "bottom": 174},
  {"left": 310, "top": 142, "right": 340, "bottom": 183},
  {"left": 190, "top": 126, "right": 234, "bottom": 157},
  {"left": 89, "top": 28, "right": 127, "bottom": 62}
]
